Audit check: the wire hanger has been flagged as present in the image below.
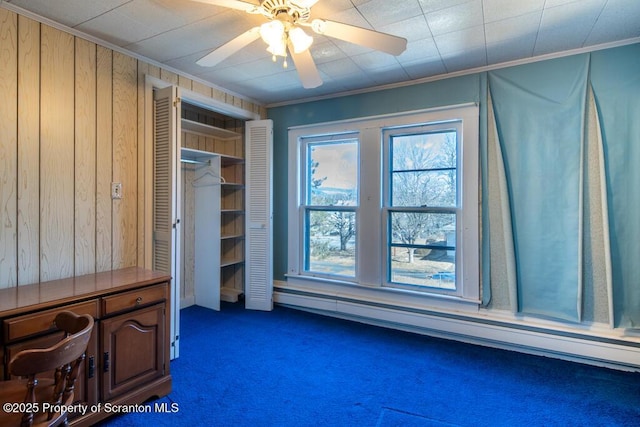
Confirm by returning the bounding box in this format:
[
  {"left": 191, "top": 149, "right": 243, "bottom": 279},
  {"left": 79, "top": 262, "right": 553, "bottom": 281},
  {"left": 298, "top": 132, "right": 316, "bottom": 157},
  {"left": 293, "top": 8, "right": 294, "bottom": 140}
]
[{"left": 192, "top": 163, "right": 225, "bottom": 187}]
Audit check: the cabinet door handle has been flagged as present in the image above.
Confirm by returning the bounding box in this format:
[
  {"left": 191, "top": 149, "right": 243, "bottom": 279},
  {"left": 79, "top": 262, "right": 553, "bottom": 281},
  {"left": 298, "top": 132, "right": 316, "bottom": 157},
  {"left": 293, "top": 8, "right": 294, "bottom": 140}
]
[
  {"left": 103, "top": 352, "right": 110, "bottom": 373},
  {"left": 88, "top": 355, "right": 95, "bottom": 378}
]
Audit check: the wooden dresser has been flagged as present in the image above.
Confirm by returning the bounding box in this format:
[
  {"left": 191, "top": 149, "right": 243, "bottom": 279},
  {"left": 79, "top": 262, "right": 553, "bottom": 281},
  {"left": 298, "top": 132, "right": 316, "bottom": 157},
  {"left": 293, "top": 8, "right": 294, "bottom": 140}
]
[{"left": 0, "top": 267, "right": 172, "bottom": 426}]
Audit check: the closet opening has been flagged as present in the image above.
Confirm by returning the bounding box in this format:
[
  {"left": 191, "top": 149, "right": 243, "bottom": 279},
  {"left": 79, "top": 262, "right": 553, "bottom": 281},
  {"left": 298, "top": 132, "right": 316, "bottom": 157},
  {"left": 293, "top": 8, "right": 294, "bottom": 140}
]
[
  {"left": 150, "top": 82, "right": 257, "bottom": 360},
  {"left": 149, "top": 79, "right": 272, "bottom": 361},
  {"left": 179, "top": 102, "right": 247, "bottom": 310}
]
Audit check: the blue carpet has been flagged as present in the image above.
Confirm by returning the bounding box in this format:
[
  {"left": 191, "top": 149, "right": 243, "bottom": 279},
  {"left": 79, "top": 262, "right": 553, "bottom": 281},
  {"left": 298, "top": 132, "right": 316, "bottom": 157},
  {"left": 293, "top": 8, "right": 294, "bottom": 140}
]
[
  {"left": 99, "top": 303, "right": 640, "bottom": 426},
  {"left": 376, "top": 408, "right": 459, "bottom": 426}
]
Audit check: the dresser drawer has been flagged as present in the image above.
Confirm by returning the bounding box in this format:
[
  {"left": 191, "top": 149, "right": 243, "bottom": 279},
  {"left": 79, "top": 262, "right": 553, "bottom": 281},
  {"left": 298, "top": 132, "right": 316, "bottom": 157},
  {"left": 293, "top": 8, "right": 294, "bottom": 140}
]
[
  {"left": 3, "top": 300, "right": 99, "bottom": 343},
  {"left": 102, "top": 283, "right": 167, "bottom": 316}
]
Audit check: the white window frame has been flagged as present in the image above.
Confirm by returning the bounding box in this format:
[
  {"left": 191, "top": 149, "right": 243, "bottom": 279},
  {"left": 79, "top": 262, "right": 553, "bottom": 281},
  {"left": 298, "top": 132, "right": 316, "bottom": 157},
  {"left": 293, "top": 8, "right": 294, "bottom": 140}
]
[
  {"left": 383, "top": 121, "right": 461, "bottom": 296},
  {"left": 301, "top": 133, "right": 360, "bottom": 280},
  {"left": 287, "top": 104, "right": 480, "bottom": 305}
]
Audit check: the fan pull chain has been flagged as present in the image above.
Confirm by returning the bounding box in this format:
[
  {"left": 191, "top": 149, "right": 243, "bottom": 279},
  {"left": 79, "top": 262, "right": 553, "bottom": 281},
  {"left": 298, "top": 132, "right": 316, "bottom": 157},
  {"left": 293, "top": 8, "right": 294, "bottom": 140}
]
[{"left": 271, "top": 53, "right": 288, "bottom": 69}]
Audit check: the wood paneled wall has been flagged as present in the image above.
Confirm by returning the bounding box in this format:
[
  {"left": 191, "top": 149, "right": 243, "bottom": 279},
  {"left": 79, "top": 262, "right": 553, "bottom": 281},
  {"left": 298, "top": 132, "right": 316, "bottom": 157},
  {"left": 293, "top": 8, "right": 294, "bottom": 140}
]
[
  {"left": 1, "top": 9, "right": 18, "bottom": 286},
  {"left": 0, "top": 8, "right": 264, "bottom": 288}
]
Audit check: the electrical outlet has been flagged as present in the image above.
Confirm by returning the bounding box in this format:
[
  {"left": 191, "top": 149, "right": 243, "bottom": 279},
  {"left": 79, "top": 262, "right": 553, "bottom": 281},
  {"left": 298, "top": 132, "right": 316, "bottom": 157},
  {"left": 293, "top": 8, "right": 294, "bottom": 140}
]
[{"left": 111, "top": 182, "right": 123, "bottom": 199}]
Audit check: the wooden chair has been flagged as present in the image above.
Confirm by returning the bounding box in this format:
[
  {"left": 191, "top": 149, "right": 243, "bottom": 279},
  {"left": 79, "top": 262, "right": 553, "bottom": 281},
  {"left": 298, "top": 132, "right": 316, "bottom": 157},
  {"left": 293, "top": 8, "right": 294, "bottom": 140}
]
[{"left": 0, "top": 311, "right": 94, "bottom": 427}]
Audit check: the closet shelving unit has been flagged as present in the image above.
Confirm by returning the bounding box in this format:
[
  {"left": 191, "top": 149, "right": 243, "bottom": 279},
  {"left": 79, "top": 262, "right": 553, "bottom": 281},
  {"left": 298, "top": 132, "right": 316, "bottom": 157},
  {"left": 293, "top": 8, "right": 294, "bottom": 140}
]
[{"left": 181, "top": 105, "right": 245, "bottom": 303}]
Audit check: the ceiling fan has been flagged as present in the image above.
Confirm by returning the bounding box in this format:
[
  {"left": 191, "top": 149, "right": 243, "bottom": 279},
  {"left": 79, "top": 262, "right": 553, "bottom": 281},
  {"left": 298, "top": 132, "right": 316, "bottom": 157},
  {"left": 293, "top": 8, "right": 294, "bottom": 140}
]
[{"left": 192, "top": 0, "right": 408, "bottom": 89}]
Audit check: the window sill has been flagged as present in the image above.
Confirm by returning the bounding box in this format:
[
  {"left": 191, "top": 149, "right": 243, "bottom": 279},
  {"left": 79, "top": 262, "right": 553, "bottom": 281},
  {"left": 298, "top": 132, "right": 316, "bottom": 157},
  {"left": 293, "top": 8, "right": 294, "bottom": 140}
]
[{"left": 282, "top": 273, "right": 481, "bottom": 315}]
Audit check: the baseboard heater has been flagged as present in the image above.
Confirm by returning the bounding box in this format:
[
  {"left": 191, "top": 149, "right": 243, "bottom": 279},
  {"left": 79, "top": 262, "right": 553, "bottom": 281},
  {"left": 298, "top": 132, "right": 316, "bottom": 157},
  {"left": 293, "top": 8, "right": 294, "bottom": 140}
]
[{"left": 274, "top": 286, "right": 640, "bottom": 372}]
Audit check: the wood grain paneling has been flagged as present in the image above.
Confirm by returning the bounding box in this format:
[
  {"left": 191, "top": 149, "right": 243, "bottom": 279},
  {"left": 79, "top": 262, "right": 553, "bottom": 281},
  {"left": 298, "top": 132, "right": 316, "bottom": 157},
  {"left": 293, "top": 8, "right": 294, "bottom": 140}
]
[
  {"left": 191, "top": 80, "right": 212, "bottom": 98},
  {"left": 160, "top": 69, "right": 178, "bottom": 85},
  {"left": 211, "top": 87, "right": 226, "bottom": 104},
  {"left": 96, "top": 46, "right": 113, "bottom": 273},
  {"left": 0, "top": 8, "right": 18, "bottom": 288},
  {"left": 183, "top": 132, "right": 198, "bottom": 150},
  {"left": 177, "top": 74, "right": 192, "bottom": 91},
  {"left": 112, "top": 52, "right": 138, "bottom": 269},
  {"left": 75, "top": 38, "right": 97, "bottom": 276},
  {"left": 40, "top": 24, "right": 75, "bottom": 281},
  {"left": 1, "top": 7, "right": 260, "bottom": 290},
  {"left": 17, "top": 15, "right": 40, "bottom": 285},
  {"left": 146, "top": 63, "right": 161, "bottom": 79},
  {"left": 181, "top": 166, "right": 195, "bottom": 302}
]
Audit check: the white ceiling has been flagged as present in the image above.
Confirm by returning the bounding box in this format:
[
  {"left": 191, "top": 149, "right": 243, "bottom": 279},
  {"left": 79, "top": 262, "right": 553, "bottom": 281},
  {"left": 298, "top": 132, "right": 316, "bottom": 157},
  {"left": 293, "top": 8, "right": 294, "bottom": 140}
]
[{"left": 3, "top": 0, "right": 640, "bottom": 105}]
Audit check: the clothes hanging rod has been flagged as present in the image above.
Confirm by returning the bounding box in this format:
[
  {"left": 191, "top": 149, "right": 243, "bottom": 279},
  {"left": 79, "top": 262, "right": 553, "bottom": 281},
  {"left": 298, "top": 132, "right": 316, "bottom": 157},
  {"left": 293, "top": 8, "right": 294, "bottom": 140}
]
[{"left": 181, "top": 158, "right": 210, "bottom": 165}]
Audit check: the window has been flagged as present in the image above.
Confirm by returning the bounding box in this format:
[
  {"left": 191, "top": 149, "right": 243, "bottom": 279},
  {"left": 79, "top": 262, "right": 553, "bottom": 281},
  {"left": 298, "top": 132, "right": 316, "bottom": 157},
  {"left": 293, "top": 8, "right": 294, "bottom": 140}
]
[
  {"left": 288, "top": 105, "right": 479, "bottom": 304},
  {"left": 303, "top": 136, "right": 359, "bottom": 278},
  {"left": 385, "top": 125, "right": 459, "bottom": 292}
]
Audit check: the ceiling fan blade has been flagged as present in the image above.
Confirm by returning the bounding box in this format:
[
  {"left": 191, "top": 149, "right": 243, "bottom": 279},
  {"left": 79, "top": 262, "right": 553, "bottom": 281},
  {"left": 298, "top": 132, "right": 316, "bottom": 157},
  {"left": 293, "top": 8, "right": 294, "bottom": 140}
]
[
  {"left": 289, "top": 45, "right": 322, "bottom": 89},
  {"left": 197, "top": 27, "right": 261, "bottom": 67},
  {"left": 189, "top": 0, "right": 260, "bottom": 13},
  {"left": 309, "top": 19, "right": 407, "bottom": 56}
]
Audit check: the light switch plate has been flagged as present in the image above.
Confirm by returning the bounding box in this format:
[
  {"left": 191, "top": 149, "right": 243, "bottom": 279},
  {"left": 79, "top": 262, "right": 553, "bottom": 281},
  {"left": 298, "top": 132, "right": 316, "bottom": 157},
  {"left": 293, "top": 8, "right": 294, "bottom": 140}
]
[{"left": 111, "top": 182, "right": 122, "bottom": 199}]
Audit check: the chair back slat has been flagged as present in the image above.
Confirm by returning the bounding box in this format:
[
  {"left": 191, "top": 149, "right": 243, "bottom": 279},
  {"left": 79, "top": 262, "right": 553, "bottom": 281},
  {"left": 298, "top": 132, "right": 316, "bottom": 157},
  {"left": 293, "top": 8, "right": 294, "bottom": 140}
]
[
  {"left": 1, "top": 311, "right": 95, "bottom": 427},
  {"left": 9, "top": 313, "right": 93, "bottom": 376}
]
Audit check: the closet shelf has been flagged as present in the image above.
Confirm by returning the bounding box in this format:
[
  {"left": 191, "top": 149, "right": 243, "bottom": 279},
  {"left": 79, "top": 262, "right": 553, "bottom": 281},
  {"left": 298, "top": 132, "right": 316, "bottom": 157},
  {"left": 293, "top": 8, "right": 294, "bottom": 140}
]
[
  {"left": 180, "top": 147, "right": 218, "bottom": 164},
  {"left": 182, "top": 148, "right": 244, "bottom": 170},
  {"left": 220, "top": 287, "right": 243, "bottom": 303},
  {"left": 181, "top": 118, "right": 241, "bottom": 140},
  {"left": 221, "top": 258, "right": 244, "bottom": 268},
  {"left": 221, "top": 233, "right": 244, "bottom": 240},
  {"left": 220, "top": 154, "right": 244, "bottom": 164}
]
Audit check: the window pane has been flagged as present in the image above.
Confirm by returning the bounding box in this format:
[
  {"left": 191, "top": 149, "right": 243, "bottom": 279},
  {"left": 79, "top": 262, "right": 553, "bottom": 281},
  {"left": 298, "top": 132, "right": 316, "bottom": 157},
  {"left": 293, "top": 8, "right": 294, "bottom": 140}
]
[
  {"left": 389, "top": 212, "right": 456, "bottom": 289},
  {"left": 392, "top": 131, "right": 456, "bottom": 170},
  {"left": 305, "top": 210, "right": 356, "bottom": 277},
  {"left": 390, "top": 212, "right": 456, "bottom": 246},
  {"left": 391, "top": 131, "right": 457, "bottom": 208},
  {"left": 307, "top": 140, "right": 358, "bottom": 206},
  {"left": 390, "top": 249, "right": 456, "bottom": 290},
  {"left": 392, "top": 170, "right": 456, "bottom": 207}
]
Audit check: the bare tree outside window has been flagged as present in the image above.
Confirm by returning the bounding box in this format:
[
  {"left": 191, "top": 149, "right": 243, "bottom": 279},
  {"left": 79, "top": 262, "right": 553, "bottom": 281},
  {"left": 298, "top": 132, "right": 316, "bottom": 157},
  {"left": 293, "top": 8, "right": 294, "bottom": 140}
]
[{"left": 389, "top": 131, "right": 457, "bottom": 288}]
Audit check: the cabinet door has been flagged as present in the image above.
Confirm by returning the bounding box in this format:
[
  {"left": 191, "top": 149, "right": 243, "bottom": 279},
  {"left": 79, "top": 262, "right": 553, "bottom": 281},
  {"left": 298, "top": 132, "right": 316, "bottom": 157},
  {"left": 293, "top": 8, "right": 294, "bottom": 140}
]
[
  {"left": 153, "top": 85, "right": 181, "bottom": 360},
  {"left": 101, "top": 304, "right": 165, "bottom": 400},
  {"left": 245, "top": 119, "right": 273, "bottom": 311},
  {"left": 5, "top": 328, "right": 99, "bottom": 408}
]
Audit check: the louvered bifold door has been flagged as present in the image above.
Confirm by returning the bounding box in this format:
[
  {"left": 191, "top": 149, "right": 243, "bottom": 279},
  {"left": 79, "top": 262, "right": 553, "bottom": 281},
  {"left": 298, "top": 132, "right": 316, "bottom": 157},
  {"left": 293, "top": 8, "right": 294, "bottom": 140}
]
[
  {"left": 152, "top": 85, "right": 180, "bottom": 357},
  {"left": 245, "top": 120, "right": 274, "bottom": 311}
]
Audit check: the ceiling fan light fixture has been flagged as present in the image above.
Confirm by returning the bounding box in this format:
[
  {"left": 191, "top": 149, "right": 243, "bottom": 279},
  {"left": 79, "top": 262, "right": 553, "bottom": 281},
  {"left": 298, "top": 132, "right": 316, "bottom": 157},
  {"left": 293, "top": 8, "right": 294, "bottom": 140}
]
[
  {"left": 289, "top": 27, "right": 313, "bottom": 53},
  {"left": 259, "top": 20, "right": 285, "bottom": 48},
  {"left": 267, "top": 40, "right": 287, "bottom": 58},
  {"left": 194, "top": 0, "right": 406, "bottom": 89}
]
